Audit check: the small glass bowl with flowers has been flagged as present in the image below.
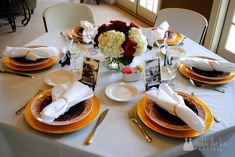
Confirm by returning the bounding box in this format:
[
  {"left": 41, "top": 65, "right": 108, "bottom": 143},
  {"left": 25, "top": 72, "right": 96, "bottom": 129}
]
[
  {"left": 121, "top": 65, "right": 144, "bottom": 82},
  {"left": 94, "top": 20, "right": 147, "bottom": 70}
]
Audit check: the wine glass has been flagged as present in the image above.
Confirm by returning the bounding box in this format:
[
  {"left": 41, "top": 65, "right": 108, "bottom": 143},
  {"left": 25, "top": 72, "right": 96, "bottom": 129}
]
[{"left": 161, "top": 54, "right": 180, "bottom": 89}]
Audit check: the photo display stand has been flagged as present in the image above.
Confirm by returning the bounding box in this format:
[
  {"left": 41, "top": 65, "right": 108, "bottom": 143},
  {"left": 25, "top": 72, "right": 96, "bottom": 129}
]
[
  {"left": 80, "top": 57, "right": 101, "bottom": 91},
  {"left": 59, "top": 51, "right": 71, "bottom": 67},
  {"left": 144, "top": 57, "right": 161, "bottom": 91}
]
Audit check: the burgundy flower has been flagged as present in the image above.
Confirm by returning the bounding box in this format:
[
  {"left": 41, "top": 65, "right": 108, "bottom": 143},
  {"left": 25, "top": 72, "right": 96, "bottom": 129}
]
[
  {"left": 129, "top": 22, "right": 139, "bottom": 29},
  {"left": 94, "top": 24, "right": 108, "bottom": 45},
  {"left": 122, "top": 38, "right": 137, "bottom": 57},
  {"left": 108, "top": 20, "right": 129, "bottom": 33}
]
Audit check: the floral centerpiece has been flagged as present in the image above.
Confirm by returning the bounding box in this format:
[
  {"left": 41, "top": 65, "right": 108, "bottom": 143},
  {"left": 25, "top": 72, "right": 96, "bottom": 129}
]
[{"left": 94, "top": 20, "right": 147, "bottom": 70}]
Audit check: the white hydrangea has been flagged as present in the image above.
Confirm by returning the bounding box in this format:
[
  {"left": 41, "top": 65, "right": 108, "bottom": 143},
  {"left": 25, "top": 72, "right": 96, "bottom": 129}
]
[
  {"left": 128, "top": 27, "right": 147, "bottom": 56},
  {"left": 98, "top": 30, "right": 125, "bottom": 58}
]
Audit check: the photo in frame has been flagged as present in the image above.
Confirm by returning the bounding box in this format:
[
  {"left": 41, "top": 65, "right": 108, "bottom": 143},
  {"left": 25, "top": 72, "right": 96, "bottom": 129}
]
[
  {"left": 144, "top": 57, "right": 161, "bottom": 91},
  {"left": 80, "top": 57, "right": 101, "bottom": 90}
]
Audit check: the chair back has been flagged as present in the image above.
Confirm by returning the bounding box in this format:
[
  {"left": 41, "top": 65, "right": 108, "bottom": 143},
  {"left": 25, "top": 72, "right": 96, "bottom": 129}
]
[
  {"left": 155, "top": 8, "right": 208, "bottom": 44},
  {"left": 42, "top": 3, "right": 95, "bottom": 32}
]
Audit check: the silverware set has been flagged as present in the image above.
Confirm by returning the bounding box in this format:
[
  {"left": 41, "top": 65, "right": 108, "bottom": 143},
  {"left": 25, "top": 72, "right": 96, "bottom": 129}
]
[
  {"left": 0, "top": 68, "right": 34, "bottom": 78},
  {"left": 189, "top": 78, "right": 225, "bottom": 93}
]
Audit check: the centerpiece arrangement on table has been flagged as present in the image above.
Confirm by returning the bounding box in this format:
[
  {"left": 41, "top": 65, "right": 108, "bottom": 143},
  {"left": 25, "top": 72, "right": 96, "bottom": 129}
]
[{"left": 94, "top": 20, "right": 148, "bottom": 70}]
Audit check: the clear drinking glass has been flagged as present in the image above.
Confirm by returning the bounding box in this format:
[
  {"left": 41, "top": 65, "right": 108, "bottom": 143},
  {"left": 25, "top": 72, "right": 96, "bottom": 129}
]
[{"left": 69, "top": 43, "right": 82, "bottom": 73}]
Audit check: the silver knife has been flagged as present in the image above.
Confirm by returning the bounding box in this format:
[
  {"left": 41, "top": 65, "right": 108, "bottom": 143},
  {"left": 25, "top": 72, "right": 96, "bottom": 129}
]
[
  {"left": 84, "top": 109, "right": 109, "bottom": 145},
  {"left": 0, "top": 69, "right": 34, "bottom": 78}
]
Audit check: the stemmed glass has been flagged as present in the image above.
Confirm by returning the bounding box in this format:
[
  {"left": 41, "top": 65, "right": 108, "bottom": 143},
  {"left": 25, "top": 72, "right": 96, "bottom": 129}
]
[
  {"left": 161, "top": 31, "right": 179, "bottom": 89},
  {"left": 155, "top": 38, "right": 163, "bottom": 58},
  {"left": 162, "top": 55, "right": 179, "bottom": 89}
]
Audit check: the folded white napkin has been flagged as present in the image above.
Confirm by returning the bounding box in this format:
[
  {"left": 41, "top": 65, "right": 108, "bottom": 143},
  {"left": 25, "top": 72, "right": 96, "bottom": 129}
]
[
  {"left": 3, "top": 46, "right": 59, "bottom": 61},
  {"left": 41, "top": 81, "right": 94, "bottom": 122},
  {"left": 142, "top": 21, "right": 169, "bottom": 46},
  {"left": 146, "top": 83, "right": 205, "bottom": 132},
  {"left": 179, "top": 57, "right": 235, "bottom": 72},
  {"left": 80, "top": 21, "right": 97, "bottom": 43},
  {"left": 155, "top": 21, "right": 169, "bottom": 40}
]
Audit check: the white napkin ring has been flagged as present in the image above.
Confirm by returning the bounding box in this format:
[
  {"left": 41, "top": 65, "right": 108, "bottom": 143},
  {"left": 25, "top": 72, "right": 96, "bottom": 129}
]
[
  {"left": 59, "top": 96, "right": 69, "bottom": 104},
  {"left": 173, "top": 103, "right": 180, "bottom": 116}
]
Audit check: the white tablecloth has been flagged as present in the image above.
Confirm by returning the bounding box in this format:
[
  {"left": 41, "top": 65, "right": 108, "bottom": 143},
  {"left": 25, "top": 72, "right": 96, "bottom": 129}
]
[{"left": 0, "top": 31, "right": 235, "bottom": 157}]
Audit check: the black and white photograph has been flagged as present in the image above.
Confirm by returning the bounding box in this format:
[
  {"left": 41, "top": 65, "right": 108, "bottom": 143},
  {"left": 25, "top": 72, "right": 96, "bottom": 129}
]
[
  {"left": 81, "top": 57, "right": 100, "bottom": 87},
  {"left": 144, "top": 58, "right": 161, "bottom": 90}
]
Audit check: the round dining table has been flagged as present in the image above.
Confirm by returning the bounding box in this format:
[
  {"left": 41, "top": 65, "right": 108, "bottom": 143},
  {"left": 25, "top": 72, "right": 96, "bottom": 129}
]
[{"left": 0, "top": 30, "right": 235, "bottom": 157}]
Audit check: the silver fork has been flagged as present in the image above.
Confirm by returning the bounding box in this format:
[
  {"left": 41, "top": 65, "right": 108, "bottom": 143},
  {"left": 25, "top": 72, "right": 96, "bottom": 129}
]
[
  {"left": 189, "top": 79, "right": 225, "bottom": 93},
  {"left": 128, "top": 111, "right": 152, "bottom": 143},
  {"left": 191, "top": 92, "right": 221, "bottom": 123}
]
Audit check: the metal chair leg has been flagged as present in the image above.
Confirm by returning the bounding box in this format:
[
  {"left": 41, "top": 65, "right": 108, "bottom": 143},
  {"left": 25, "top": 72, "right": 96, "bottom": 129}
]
[
  {"left": 20, "top": 0, "right": 31, "bottom": 26},
  {"left": 7, "top": 0, "right": 16, "bottom": 32}
]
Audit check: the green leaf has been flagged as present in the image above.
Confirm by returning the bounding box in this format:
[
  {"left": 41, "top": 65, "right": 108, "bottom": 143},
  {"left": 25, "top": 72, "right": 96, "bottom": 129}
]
[{"left": 119, "top": 56, "right": 134, "bottom": 65}]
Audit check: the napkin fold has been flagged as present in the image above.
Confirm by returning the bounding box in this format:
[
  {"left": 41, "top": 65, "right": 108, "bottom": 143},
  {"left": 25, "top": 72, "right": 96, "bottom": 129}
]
[
  {"left": 146, "top": 83, "right": 205, "bottom": 132},
  {"left": 155, "top": 21, "right": 169, "bottom": 40},
  {"left": 142, "top": 21, "right": 169, "bottom": 46},
  {"left": 80, "top": 21, "right": 97, "bottom": 43},
  {"left": 3, "top": 46, "right": 59, "bottom": 61},
  {"left": 179, "top": 57, "right": 235, "bottom": 72},
  {"left": 41, "top": 81, "right": 94, "bottom": 123}
]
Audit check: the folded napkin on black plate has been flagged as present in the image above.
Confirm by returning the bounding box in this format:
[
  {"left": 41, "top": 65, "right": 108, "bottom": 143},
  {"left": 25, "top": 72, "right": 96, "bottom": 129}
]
[
  {"left": 179, "top": 57, "right": 235, "bottom": 72},
  {"left": 80, "top": 21, "right": 97, "bottom": 43},
  {"left": 41, "top": 81, "right": 93, "bottom": 123},
  {"left": 3, "top": 46, "right": 59, "bottom": 61},
  {"left": 146, "top": 83, "right": 205, "bottom": 132}
]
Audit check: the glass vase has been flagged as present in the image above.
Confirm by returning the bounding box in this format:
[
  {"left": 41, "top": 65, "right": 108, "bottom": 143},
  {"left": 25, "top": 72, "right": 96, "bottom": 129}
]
[{"left": 105, "top": 57, "right": 123, "bottom": 71}]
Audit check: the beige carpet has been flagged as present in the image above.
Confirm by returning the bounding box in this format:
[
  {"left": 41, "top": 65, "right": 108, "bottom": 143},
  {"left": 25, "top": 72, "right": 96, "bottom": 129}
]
[{"left": 0, "top": 0, "right": 149, "bottom": 52}]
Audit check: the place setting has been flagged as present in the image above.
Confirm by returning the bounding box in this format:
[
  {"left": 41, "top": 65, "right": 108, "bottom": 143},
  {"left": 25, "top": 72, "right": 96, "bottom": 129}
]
[
  {"left": 24, "top": 81, "right": 101, "bottom": 134},
  {"left": 124, "top": 56, "right": 214, "bottom": 140},
  {"left": 142, "top": 21, "right": 186, "bottom": 55},
  {"left": 135, "top": 83, "right": 214, "bottom": 138},
  {"left": 2, "top": 45, "right": 60, "bottom": 72},
  {"left": 178, "top": 56, "right": 235, "bottom": 87},
  {"left": 65, "top": 20, "right": 100, "bottom": 56}
]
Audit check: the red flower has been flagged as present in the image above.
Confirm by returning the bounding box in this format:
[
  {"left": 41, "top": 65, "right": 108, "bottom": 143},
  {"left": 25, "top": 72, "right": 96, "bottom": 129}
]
[
  {"left": 129, "top": 22, "right": 139, "bottom": 29},
  {"left": 108, "top": 20, "right": 129, "bottom": 33},
  {"left": 122, "top": 38, "right": 137, "bottom": 57},
  {"left": 94, "top": 24, "right": 108, "bottom": 45},
  {"left": 121, "top": 66, "right": 134, "bottom": 74}
]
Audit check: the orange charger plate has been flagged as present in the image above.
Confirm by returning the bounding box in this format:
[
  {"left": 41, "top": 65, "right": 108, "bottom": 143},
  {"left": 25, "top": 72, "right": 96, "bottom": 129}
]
[
  {"left": 24, "top": 94, "right": 101, "bottom": 133},
  {"left": 2, "top": 55, "right": 59, "bottom": 71},
  {"left": 157, "top": 32, "right": 184, "bottom": 45},
  {"left": 136, "top": 94, "right": 213, "bottom": 138},
  {"left": 179, "top": 64, "right": 235, "bottom": 84}
]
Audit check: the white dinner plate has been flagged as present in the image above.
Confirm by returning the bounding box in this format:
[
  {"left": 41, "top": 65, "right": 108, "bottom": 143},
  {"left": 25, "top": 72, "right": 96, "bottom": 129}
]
[
  {"left": 161, "top": 47, "right": 186, "bottom": 58},
  {"left": 105, "top": 82, "right": 138, "bottom": 102},
  {"left": 45, "top": 70, "right": 77, "bottom": 86}
]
